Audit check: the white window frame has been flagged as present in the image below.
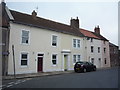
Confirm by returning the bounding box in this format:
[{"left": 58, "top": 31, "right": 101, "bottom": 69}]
[
  {"left": 51, "top": 54, "right": 58, "bottom": 66},
  {"left": 98, "top": 47, "right": 100, "bottom": 53},
  {"left": 91, "top": 58, "right": 94, "bottom": 64},
  {"left": 91, "top": 46, "right": 94, "bottom": 53},
  {"left": 104, "top": 58, "right": 107, "bottom": 64},
  {"left": 104, "top": 47, "right": 106, "bottom": 53},
  {"left": 21, "top": 29, "right": 30, "bottom": 45},
  {"left": 51, "top": 35, "right": 58, "bottom": 47},
  {"left": 20, "top": 52, "right": 29, "bottom": 67},
  {"left": 73, "top": 54, "right": 81, "bottom": 64},
  {"left": 73, "top": 38, "right": 80, "bottom": 49}
]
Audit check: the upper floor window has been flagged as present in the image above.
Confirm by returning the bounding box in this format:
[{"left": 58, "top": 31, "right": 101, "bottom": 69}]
[
  {"left": 52, "top": 35, "right": 57, "bottom": 47},
  {"left": 91, "top": 38, "right": 93, "bottom": 42},
  {"left": 73, "top": 39, "right": 80, "bottom": 48},
  {"left": 104, "top": 48, "right": 106, "bottom": 53},
  {"left": 91, "top": 46, "right": 94, "bottom": 53},
  {"left": 98, "top": 47, "right": 100, "bottom": 53},
  {"left": 22, "top": 30, "right": 29, "bottom": 44}
]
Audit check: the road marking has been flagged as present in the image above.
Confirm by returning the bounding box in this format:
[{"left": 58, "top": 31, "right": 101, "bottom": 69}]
[
  {"left": 2, "top": 79, "right": 27, "bottom": 89},
  {"left": 8, "top": 82, "right": 14, "bottom": 85},
  {"left": 6, "top": 84, "right": 13, "bottom": 88},
  {"left": 21, "top": 80, "right": 26, "bottom": 83}
]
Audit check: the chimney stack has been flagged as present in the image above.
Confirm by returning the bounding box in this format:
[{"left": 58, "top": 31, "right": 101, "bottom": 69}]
[
  {"left": 70, "top": 17, "right": 79, "bottom": 28},
  {"left": 32, "top": 10, "right": 37, "bottom": 19},
  {"left": 94, "top": 25, "right": 100, "bottom": 34}
]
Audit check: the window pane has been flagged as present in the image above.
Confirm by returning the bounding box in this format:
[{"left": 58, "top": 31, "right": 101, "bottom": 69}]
[
  {"left": 21, "top": 60, "right": 27, "bottom": 65},
  {"left": 21, "top": 54, "right": 27, "bottom": 59},
  {"left": 91, "top": 58, "right": 94, "bottom": 64},
  {"left": 52, "top": 55, "right": 56, "bottom": 59},
  {"left": 73, "top": 55, "right": 76, "bottom": 63},
  {"left": 98, "top": 47, "right": 100, "bottom": 53},
  {"left": 91, "top": 46, "right": 94, "bottom": 53},
  {"left": 22, "top": 31, "right": 29, "bottom": 37},
  {"left": 22, "top": 37, "right": 29, "bottom": 44},
  {"left": 78, "top": 55, "right": 80, "bottom": 62},
  {"left": 22, "top": 30, "right": 29, "bottom": 44},
  {"left": 52, "top": 36, "right": 57, "bottom": 46},
  {"left": 38, "top": 54, "right": 43, "bottom": 56},
  {"left": 52, "top": 60, "right": 56, "bottom": 64},
  {"left": 104, "top": 58, "right": 107, "bottom": 64},
  {"left": 53, "top": 36, "right": 57, "bottom": 40},
  {"left": 73, "top": 39, "right": 76, "bottom": 47},
  {"left": 77, "top": 40, "right": 80, "bottom": 48}
]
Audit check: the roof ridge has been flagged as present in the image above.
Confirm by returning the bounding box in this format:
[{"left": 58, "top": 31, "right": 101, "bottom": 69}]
[
  {"left": 9, "top": 9, "right": 71, "bottom": 28},
  {"left": 80, "top": 28, "right": 94, "bottom": 33}
]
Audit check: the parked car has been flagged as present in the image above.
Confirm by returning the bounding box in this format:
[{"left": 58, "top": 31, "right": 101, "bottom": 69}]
[{"left": 74, "top": 61, "right": 96, "bottom": 73}]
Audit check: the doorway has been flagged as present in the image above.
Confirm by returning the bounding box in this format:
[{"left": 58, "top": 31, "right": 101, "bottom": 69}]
[
  {"left": 37, "top": 54, "right": 44, "bottom": 72},
  {"left": 64, "top": 55, "right": 68, "bottom": 71}
]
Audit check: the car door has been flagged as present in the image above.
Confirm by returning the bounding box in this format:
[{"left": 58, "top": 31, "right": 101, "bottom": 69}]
[{"left": 86, "top": 62, "right": 92, "bottom": 71}]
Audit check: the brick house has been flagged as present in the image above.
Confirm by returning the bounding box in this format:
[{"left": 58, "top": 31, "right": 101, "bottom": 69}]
[{"left": 109, "top": 42, "right": 119, "bottom": 67}]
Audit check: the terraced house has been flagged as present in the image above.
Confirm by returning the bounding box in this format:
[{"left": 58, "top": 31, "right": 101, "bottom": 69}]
[{"left": 1, "top": 2, "right": 110, "bottom": 75}]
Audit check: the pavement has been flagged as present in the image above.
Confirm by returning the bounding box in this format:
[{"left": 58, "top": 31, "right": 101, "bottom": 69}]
[
  {"left": 2, "top": 70, "right": 74, "bottom": 80},
  {"left": 2, "top": 66, "right": 116, "bottom": 80}
]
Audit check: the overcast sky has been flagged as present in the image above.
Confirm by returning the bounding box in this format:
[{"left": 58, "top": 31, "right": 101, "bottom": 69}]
[{"left": 6, "top": 1, "right": 118, "bottom": 46}]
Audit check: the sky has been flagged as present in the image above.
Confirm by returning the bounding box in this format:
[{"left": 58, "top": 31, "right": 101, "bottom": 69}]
[{"left": 5, "top": 0, "right": 119, "bottom": 46}]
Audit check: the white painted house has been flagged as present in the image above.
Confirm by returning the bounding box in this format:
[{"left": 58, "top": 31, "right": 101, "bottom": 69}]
[
  {"left": 80, "top": 28, "right": 110, "bottom": 68},
  {"left": 1, "top": 2, "right": 110, "bottom": 75}
]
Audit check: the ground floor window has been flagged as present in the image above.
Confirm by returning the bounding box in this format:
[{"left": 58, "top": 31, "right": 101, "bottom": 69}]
[
  {"left": 52, "top": 54, "right": 57, "bottom": 65},
  {"left": 21, "top": 53, "right": 28, "bottom": 66},
  {"left": 73, "top": 55, "right": 81, "bottom": 63},
  {"left": 91, "top": 58, "right": 94, "bottom": 64},
  {"left": 104, "top": 58, "right": 107, "bottom": 64}
]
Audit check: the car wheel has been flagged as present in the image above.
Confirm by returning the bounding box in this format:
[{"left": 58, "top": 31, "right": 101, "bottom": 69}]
[{"left": 83, "top": 68, "right": 87, "bottom": 73}]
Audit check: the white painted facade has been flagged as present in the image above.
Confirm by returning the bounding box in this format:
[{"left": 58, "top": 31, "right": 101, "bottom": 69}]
[
  {"left": 6, "top": 11, "right": 110, "bottom": 75},
  {"left": 8, "top": 23, "right": 84, "bottom": 75},
  {"left": 83, "top": 37, "right": 110, "bottom": 68}
]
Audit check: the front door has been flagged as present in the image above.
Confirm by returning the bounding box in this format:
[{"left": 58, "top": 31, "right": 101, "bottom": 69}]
[
  {"left": 64, "top": 55, "right": 68, "bottom": 71},
  {"left": 38, "top": 57, "right": 43, "bottom": 72}
]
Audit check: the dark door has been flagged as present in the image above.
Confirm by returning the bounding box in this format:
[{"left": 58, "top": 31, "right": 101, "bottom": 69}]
[{"left": 38, "top": 57, "right": 43, "bottom": 72}]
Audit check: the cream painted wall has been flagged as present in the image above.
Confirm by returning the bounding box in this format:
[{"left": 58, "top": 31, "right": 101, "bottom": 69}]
[
  {"left": 8, "top": 23, "right": 84, "bottom": 75},
  {"left": 8, "top": 22, "right": 110, "bottom": 75}
]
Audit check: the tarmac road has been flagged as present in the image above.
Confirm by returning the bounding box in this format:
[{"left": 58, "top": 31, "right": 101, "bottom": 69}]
[{"left": 2, "top": 67, "right": 119, "bottom": 88}]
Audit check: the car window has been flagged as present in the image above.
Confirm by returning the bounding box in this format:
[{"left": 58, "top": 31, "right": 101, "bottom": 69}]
[{"left": 77, "top": 62, "right": 84, "bottom": 64}]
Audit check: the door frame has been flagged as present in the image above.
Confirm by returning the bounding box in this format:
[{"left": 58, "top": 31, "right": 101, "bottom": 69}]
[
  {"left": 36, "top": 52, "right": 44, "bottom": 72},
  {"left": 62, "top": 53, "right": 70, "bottom": 71}
]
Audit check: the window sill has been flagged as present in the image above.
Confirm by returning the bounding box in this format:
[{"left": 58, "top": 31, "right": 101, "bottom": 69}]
[
  {"left": 20, "top": 65, "right": 28, "bottom": 68},
  {"left": 20, "top": 43, "right": 30, "bottom": 46},
  {"left": 52, "top": 65, "right": 57, "bottom": 66}
]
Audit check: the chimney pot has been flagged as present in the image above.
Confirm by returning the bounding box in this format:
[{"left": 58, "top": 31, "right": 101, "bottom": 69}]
[
  {"left": 94, "top": 25, "right": 100, "bottom": 34},
  {"left": 70, "top": 17, "right": 79, "bottom": 28},
  {"left": 32, "top": 10, "right": 37, "bottom": 19}
]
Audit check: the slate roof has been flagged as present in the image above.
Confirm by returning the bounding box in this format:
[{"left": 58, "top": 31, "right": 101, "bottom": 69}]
[
  {"left": 9, "top": 9, "right": 108, "bottom": 41},
  {"left": 10, "top": 10, "right": 84, "bottom": 37}
]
